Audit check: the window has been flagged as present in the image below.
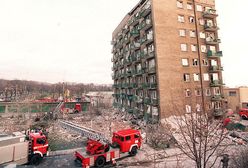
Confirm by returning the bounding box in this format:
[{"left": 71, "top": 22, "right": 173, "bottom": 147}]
[
  {"left": 182, "top": 58, "right": 189, "bottom": 66},
  {"left": 187, "top": 3, "right": 193, "bottom": 10},
  {"left": 177, "top": 1, "right": 183, "bottom": 8},
  {"left": 183, "top": 73, "right": 190, "bottom": 82},
  {"left": 125, "top": 136, "right": 131, "bottom": 141},
  {"left": 199, "top": 32, "right": 205, "bottom": 39},
  {"left": 134, "top": 134, "right": 140, "bottom": 138},
  {"left": 210, "top": 60, "right": 217, "bottom": 66},
  {"left": 189, "top": 16, "right": 195, "bottom": 23},
  {"left": 195, "top": 88, "right": 201, "bottom": 96},
  {"left": 213, "top": 102, "right": 221, "bottom": 109},
  {"left": 192, "top": 59, "right": 198, "bottom": 66},
  {"left": 203, "top": 73, "right": 209, "bottom": 81},
  {"left": 178, "top": 15, "right": 185, "bottom": 23},
  {"left": 201, "top": 45, "right": 207, "bottom": 53},
  {"left": 185, "top": 89, "right": 191, "bottom": 97},
  {"left": 202, "top": 59, "right": 208, "bottom": 66},
  {"left": 210, "top": 46, "right": 216, "bottom": 52},
  {"left": 191, "top": 44, "right": 197, "bottom": 52},
  {"left": 229, "top": 91, "right": 237, "bottom": 96},
  {"left": 205, "top": 88, "right": 211, "bottom": 96},
  {"left": 179, "top": 29, "right": 186, "bottom": 36},
  {"left": 186, "top": 105, "right": 191, "bottom": 113},
  {"left": 196, "top": 5, "right": 203, "bottom": 11},
  {"left": 193, "top": 73, "right": 200, "bottom": 81},
  {"left": 190, "top": 30, "right": 196, "bottom": 37},
  {"left": 120, "top": 137, "right": 124, "bottom": 141},
  {"left": 181, "top": 43, "right": 187, "bottom": 51},
  {"left": 37, "top": 138, "right": 46, "bottom": 145},
  {"left": 199, "top": 18, "right": 205, "bottom": 26},
  {"left": 213, "top": 87, "right": 221, "bottom": 95},
  {"left": 196, "top": 104, "right": 201, "bottom": 112}
]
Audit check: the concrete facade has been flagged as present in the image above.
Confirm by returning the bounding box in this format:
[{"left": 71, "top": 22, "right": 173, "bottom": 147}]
[
  {"left": 224, "top": 87, "right": 248, "bottom": 112},
  {"left": 111, "top": 0, "right": 224, "bottom": 122}
]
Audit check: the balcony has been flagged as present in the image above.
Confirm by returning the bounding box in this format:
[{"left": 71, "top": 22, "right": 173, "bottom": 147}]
[
  {"left": 130, "top": 42, "right": 141, "bottom": 51},
  {"left": 213, "top": 109, "right": 224, "bottom": 117},
  {"left": 140, "top": 5, "right": 151, "bottom": 17},
  {"left": 211, "top": 94, "right": 224, "bottom": 101},
  {"left": 203, "top": 9, "right": 218, "bottom": 19},
  {"left": 149, "top": 83, "right": 157, "bottom": 89},
  {"left": 123, "top": 38, "right": 130, "bottom": 45},
  {"left": 142, "top": 83, "right": 149, "bottom": 89},
  {"left": 140, "top": 51, "right": 148, "bottom": 59},
  {"left": 128, "top": 13, "right": 141, "bottom": 26},
  {"left": 210, "top": 80, "right": 225, "bottom": 87},
  {"left": 209, "top": 66, "right": 223, "bottom": 72},
  {"left": 141, "top": 35, "right": 153, "bottom": 46},
  {"left": 148, "top": 67, "right": 156, "bottom": 74},
  {"left": 207, "top": 50, "right": 223, "bottom": 58},
  {"left": 140, "top": 19, "right": 152, "bottom": 31},
  {"left": 131, "top": 83, "right": 138, "bottom": 88},
  {"left": 205, "top": 38, "right": 221, "bottom": 45},
  {"left": 147, "top": 51, "right": 155, "bottom": 59},
  {"left": 204, "top": 24, "right": 219, "bottom": 32},
  {"left": 135, "top": 69, "right": 144, "bottom": 76},
  {"left": 116, "top": 42, "right": 123, "bottom": 49},
  {"left": 127, "top": 95, "right": 135, "bottom": 101},
  {"left": 130, "top": 29, "right": 140, "bottom": 38},
  {"left": 144, "top": 97, "right": 151, "bottom": 104},
  {"left": 151, "top": 98, "right": 159, "bottom": 105},
  {"left": 120, "top": 93, "right": 126, "bottom": 99}
]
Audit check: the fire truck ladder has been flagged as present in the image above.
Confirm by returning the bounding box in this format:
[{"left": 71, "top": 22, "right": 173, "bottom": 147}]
[
  {"left": 53, "top": 101, "right": 64, "bottom": 119},
  {"left": 58, "top": 120, "right": 110, "bottom": 145}
]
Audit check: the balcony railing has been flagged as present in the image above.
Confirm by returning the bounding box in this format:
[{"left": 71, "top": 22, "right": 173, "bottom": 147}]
[
  {"left": 207, "top": 50, "right": 223, "bottom": 57},
  {"left": 140, "top": 5, "right": 151, "bottom": 17},
  {"left": 130, "top": 42, "right": 141, "bottom": 50},
  {"left": 128, "top": 13, "right": 141, "bottom": 26},
  {"left": 213, "top": 109, "right": 224, "bottom": 117},
  {"left": 140, "top": 19, "right": 152, "bottom": 31},
  {"left": 211, "top": 94, "right": 224, "bottom": 101},
  {"left": 144, "top": 97, "right": 151, "bottom": 104},
  {"left": 149, "top": 83, "right": 157, "bottom": 89},
  {"left": 141, "top": 35, "right": 153, "bottom": 46},
  {"left": 209, "top": 66, "right": 223, "bottom": 72},
  {"left": 148, "top": 67, "right": 156, "bottom": 74},
  {"left": 151, "top": 98, "right": 158, "bottom": 105},
  {"left": 210, "top": 80, "right": 225, "bottom": 87},
  {"left": 204, "top": 24, "right": 219, "bottom": 32},
  {"left": 130, "top": 29, "right": 140, "bottom": 37},
  {"left": 203, "top": 9, "right": 218, "bottom": 18},
  {"left": 205, "top": 38, "right": 221, "bottom": 45}
]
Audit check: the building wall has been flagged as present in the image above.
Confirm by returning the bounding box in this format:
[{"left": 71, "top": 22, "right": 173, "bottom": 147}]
[
  {"left": 223, "top": 88, "right": 240, "bottom": 112},
  {"left": 239, "top": 87, "right": 248, "bottom": 108}
]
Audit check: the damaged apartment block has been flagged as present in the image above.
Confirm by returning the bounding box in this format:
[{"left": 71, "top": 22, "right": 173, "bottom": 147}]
[{"left": 111, "top": 0, "right": 224, "bottom": 123}]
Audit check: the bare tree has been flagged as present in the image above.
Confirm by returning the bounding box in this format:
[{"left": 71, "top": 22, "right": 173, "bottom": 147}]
[{"left": 164, "top": 102, "right": 228, "bottom": 168}]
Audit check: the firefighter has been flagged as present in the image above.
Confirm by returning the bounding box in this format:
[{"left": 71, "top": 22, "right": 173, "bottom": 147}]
[{"left": 221, "top": 154, "right": 229, "bottom": 168}]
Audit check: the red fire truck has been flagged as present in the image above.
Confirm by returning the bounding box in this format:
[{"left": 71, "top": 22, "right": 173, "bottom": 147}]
[
  {"left": 0, "top": 131, "right": 49, "bottom": 165},
  {"left": 59, "top": 120, "right": 142, "bottom": 168}
]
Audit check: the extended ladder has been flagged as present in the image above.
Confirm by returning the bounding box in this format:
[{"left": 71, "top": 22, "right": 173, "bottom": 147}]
[
  {"left": 53, "top": 101, "right": 64, "bottom": 119},
  {"left": 58, "top": 120, "right": 110, "bottom": 145}
]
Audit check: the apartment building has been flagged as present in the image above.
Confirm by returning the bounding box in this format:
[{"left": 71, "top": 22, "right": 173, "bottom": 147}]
[{"left": 111, "top": 0, "right": 224, "bottom": 123}]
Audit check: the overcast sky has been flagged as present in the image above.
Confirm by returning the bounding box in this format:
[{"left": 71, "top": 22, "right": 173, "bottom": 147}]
[{"left": 0, "top": 0, "right": 246, "bottom": 87}]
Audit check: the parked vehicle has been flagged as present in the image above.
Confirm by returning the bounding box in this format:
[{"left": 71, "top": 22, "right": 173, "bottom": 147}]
[
  {"left": 0, "top": 131, "right": 49, "bottom": 165},
  {"left": 239, "top": 108, "right": 248, "bottom": 119}
]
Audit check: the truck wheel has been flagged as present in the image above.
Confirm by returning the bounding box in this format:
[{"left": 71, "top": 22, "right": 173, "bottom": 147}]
[
  {"left": 95, "top": 156, "right": 106, "bottom": 167},
  {"left": 242, "top": 115, "right": 247, "bottom": 120},
  {"left": 74, "top": 158, "right": 82, "bottom": 167},
  {"left": 30, "top": 154, "right": 42, "bottom": 165},
  {"left": 74, "top": 110, "right": 79, "bottom": 113},
  {"left": 129, "top": 146, "right": 138, "bottom": 156}
]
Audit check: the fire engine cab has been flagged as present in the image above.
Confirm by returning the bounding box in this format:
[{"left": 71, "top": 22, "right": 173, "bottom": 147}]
[
  {"left": 75, "top": 129, "right": 142, "bottom": 168},
  {"left": 27, "top": 132, "right": 49, "bottom": 165}
]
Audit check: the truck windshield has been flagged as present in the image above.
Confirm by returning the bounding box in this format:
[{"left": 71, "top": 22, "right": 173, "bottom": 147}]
[{"left": 37, "top": 138, "right": 46, "bottom": 145}]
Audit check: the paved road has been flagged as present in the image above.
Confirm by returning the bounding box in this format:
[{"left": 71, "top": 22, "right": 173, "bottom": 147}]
[{"left": 18, "top": 155, "right": 79, "bottom": 168}]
